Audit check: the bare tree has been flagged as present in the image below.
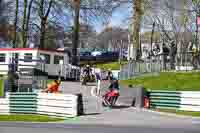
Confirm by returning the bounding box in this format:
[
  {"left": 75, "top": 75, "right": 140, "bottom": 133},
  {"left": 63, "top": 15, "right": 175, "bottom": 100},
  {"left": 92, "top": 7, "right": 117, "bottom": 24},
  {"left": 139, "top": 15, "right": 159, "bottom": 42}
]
[
  {"left": 22, "top": 0, "right": 28, "bottom": 48},
  {"left": 71, "top": 0, "right": 80, "bottom": 65},
  {"left": 67, "top": 0, "right": 127, "bottom": 65},
  {"left": 39, "top": 0, "right": 53, "bottom": 49},
  {"left": 132, "top": 0, "right": 142, "bottom": 60},
  {"left": 24, "top": 0, "right": 34, "bottom": 47},
  {"left": 13, "top": 0, "right": 19, "bottom": 48},
  {"left": 94, "top": 27, "right": 129, "bottom": 49}
]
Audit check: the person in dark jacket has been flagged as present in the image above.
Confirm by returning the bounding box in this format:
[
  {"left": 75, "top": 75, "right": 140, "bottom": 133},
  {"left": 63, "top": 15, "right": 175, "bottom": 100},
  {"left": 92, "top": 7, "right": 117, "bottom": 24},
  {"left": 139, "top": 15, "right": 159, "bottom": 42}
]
[
  {"left": 108, "top": 79, "right": 119, "bottom": 91},
  {"left": 106, "top": 70, "right": 113, "bottom": 80}
]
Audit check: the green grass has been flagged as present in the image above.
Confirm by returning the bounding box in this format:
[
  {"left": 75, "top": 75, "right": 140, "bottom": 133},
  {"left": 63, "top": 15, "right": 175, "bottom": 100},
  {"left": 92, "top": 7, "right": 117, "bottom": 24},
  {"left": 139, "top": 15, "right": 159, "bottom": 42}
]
[
  {"left": 47, "top": 79, "right": 54, "bottom": 84},
  {"left": 0, "top": 79, "right": 4, "bottom": 97},
  {"left": 0, "top": 114, "right": 64, "bottom": 122},
  {"left": 153, "top": 108, "right": 200, "bottom": 117},
  {"left": 120, "top": 72, "right": 200, "bottom": 91},
  {"left": 96, "top": 61, "right": 128, "bottom": 70}
]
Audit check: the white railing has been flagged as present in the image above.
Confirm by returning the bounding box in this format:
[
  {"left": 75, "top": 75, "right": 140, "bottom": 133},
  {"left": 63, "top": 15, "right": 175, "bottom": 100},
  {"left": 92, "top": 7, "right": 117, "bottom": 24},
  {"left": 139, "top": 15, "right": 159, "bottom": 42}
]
[
  {"left": 0, "top": 92, "right": 80, "bottom": 117},
  {"left": 0, "top": 98, "right": 9, "bottom": 114}
]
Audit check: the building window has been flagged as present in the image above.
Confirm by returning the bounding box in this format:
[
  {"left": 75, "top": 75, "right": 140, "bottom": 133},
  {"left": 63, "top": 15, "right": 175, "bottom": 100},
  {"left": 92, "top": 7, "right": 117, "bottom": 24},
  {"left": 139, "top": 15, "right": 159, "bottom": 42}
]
[
  {"left": 24, "top": 53, "right": 32, "bottom": 62},
  {"left": 54, "top": 55, "right": 64, "bottom": 64},
  {"left": 40, "top": 53, "right": 50, "bottom": 64},
  {"left": 0, "top": 53, "right": 6, "bottom": 62}
]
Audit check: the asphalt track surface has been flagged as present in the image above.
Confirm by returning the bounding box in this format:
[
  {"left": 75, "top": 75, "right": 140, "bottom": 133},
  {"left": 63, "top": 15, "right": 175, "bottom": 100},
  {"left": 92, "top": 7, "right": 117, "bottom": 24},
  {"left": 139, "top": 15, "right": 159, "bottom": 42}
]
[
  {"left": 0, "top": 82, "right": 199, "bottom": 133},
  {"left": 0, "top": 122, "right": 199, "bottom": 133}
]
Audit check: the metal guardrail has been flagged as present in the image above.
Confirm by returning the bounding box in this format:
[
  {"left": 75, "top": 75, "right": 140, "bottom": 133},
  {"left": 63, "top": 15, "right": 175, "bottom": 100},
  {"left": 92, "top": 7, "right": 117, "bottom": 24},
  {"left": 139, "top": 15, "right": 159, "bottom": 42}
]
[
  {"left": 120, "top": 52, "right": 200, "bottom": 80},
  {"left": 148, "top": 90, "right": 200, "bottom": 111},
  {"left": 0, "top": 92, "right": 81, "bottom": 117}
]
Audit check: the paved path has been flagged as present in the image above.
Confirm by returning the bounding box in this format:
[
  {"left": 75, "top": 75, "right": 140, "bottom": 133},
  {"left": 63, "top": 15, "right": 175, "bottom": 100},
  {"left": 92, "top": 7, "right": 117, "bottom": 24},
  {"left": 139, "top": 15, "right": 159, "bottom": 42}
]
[
  {"left": 58, "top": 81, "right": 200, "bottom": 131},
  {"left": 0, "top": 81, "right": 199, "bottom": 133},
  {"left": 59, "top": 81, "right": 137, "bottom": 114},
  {"left": 0, "top": 121, "right": 199, "bottom": 133}
]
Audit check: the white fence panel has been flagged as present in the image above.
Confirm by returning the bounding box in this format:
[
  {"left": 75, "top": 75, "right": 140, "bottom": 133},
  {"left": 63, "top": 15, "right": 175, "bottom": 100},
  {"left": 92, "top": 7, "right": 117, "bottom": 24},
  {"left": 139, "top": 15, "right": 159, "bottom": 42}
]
[
  {"left": 0, "top": 98, "right": 10, "bottom": 114},
  {"left": 37, "top": 100, "right": 77, "bottom": 108},
  {"left": 37, "top": 93, "right": 78, "bottom": 117},
  {"left": 37, "top": 107, "right": 77, "bottom": 117},
  {"left": 0, "top": 98, "right": 9, "bottom": 104},
  {"left": 180, "top": 105, "right": 200, "bottom": 112},
  {"left": 37, "top": 93, "right": 77, "bottom": 101},
  {"left": 181, "top": 92, "right": 200, "bottom": 98},
  {"left": 181, "top": 98, "right": 200, "bottom": 106}
]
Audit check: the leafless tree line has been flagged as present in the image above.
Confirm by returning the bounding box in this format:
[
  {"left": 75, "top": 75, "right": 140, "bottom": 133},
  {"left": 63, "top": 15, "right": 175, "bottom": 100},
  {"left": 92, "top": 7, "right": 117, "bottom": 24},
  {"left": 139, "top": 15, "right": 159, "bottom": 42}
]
[{"left": 0, "top": 0, "right": 127, "bottom": 50}]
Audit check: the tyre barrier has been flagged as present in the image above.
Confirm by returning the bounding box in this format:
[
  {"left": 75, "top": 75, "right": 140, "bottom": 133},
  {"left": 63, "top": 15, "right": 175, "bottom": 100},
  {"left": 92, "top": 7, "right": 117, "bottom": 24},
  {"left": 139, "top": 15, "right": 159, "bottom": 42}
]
[
  {"left": 148, "top": 90, "right": 200, "bottom": 111},
  {"left": 0, "top": 92, "right": 84, "bottom": 117}
]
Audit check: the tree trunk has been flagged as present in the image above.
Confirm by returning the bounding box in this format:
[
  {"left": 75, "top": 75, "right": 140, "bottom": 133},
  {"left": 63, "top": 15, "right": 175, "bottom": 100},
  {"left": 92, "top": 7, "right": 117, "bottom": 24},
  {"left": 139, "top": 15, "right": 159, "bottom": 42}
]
[
  {"left": 13, "top": 0, "right": 19, "bottom": 48},
  {"left": 132, "top": 0, "right": 142, "bottom": 60},
  {"left": 25, "top": 0, "right": 34, "bottom": 48},
  {"left": 39, "top": 0, "right": 45, "bottom": 48},
  {"left": 196, "top": 12, "right": 199, "bottom": 48},
  {"left": 39, "top": 0, "right": 53, "bottom": 49},
  {"left": 40, "top": 18, "right": 46, "bottom": 49},
  {"left": 22, "top": 0, "right": 27, "bottom": 48},
  {"left": 72, "top": 0, "right": 80, "bottom": 66}
]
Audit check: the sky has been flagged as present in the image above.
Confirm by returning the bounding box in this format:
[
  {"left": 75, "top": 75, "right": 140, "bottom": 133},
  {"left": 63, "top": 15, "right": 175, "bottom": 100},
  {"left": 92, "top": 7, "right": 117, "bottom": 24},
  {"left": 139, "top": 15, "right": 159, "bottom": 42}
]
[
  {"left": 93, "top": 0, "right": 186, "bottom": 33},
  {"left": 95, "top": 5, "right": 131, "bottom": 33}
]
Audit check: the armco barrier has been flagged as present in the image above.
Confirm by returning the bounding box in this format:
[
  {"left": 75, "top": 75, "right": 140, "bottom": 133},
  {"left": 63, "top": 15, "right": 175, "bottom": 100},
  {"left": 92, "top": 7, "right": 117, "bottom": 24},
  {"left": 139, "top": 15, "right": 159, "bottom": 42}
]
[
  {"left": 0, "top": 98, "right": 9, "bottom": 114},
  {"left": 148, "top": 90, "right": 200, "bottom": 111},
  {"left": 37, "top": 93, "right": 78, "bottom": 117},
  {"left": 9, "top": 93, "right": 37, "bottom": 114},
  {"left": 0, "top": 92, "right": 80, "bottom": 117}
]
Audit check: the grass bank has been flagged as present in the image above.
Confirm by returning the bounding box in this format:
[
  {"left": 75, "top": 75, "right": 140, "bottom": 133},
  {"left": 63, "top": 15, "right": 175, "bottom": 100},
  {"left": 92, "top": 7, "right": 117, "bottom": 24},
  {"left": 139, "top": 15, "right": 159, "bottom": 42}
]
[
  {"left": 0, "top": 79, "right": 4, "bottom": 97},
  {"left": 0, "top": 114, "right": 64, "bottom": 122},
  {"left": 153, "top": 108, "right": 200, "bottom": 117},
  {"left": 120, "top": 72, "right": 200, "bottom": 91},
  {"left": 96, "top": 61, "right": 128, "bottom": 70}
]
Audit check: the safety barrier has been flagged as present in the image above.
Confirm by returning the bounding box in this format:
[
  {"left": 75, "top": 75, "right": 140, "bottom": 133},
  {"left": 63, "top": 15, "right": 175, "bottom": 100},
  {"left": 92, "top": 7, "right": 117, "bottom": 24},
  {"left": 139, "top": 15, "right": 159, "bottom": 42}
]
[
  {"left": 148, "top": 90, "right": 200, "bottom": 111},
  {"left": 37, "top": 93, "right": 78, "bottom": 117},
  {"left": 0, "top": 92, "right": 80, "bottom": 117},
  {"left": 0, "top": 98, "right": 9, "bottom": 114},
  {"left": 9, "top": 93, "right": 37, "bottom": 114}
]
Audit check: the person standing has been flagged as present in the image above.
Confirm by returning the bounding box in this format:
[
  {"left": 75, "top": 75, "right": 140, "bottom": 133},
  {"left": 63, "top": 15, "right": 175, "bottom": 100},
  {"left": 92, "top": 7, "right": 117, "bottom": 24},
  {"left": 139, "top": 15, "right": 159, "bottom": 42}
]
[{"left": 93, "top": 66, "right": 101, "bottom": 95}]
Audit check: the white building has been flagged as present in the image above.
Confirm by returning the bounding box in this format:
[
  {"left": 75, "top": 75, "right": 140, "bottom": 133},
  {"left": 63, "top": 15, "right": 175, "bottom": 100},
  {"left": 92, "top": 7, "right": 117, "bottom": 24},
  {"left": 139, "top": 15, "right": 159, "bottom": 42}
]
[{"left": 0, "top": 48, "right": 79, "bottom": 80}]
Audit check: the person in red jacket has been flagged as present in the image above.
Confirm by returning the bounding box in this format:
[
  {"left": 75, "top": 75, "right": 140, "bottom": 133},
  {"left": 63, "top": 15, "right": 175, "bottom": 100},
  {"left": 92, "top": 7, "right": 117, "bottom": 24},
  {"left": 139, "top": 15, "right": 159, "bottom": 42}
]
[{"left": 42, "top": 80, "right": 61, "bottom": 93}]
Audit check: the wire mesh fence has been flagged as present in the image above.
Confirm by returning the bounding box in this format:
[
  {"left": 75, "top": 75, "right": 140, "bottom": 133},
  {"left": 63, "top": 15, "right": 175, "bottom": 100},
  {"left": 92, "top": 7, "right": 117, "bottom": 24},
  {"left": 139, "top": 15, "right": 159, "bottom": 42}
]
[{"left": 119, "top": 52, "right": 200, "bottom": 80}]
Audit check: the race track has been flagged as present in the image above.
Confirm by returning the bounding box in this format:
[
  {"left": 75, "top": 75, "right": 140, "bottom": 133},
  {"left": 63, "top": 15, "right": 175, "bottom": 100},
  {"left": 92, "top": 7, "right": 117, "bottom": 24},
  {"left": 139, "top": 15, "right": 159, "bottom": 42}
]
[
  {"left": 0, "top": 122, "right": 199, "bottom": 133},
  {"left": 0, "top": 81, "right": 199, "bottom": 133}
]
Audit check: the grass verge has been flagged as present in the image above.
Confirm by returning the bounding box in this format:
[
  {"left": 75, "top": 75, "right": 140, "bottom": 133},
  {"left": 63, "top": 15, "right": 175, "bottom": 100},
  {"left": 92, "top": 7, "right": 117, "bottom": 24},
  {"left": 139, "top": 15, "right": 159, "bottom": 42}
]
[
  {"left": 0, "top": 114, "right": 64, "bottom": 122},
  {"left": 0, "top": 79, "right": 4, "bottom": 97},
  {"left": 96, "top": 61, "right": 128, "bottom": 70},
  {"left": 152, "top": 108, "right": 200, "bottom": 117},
  {"left": 120, "top": 72, "right": 200, "bottom": 91}
]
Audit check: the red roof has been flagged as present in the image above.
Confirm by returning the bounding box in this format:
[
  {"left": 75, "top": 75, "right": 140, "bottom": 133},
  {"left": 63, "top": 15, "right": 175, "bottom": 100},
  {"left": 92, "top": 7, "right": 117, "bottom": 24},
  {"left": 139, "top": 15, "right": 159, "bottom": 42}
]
[{"left": 0, "top": 48, "right": 64, "bottom": 53}]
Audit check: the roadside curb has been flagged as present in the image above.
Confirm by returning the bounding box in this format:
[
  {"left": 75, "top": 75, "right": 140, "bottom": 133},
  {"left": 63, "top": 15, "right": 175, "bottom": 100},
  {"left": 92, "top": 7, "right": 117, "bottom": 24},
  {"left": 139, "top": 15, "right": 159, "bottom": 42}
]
[{"left": 141, "top": 108, "right": 200, "bottom": 119}]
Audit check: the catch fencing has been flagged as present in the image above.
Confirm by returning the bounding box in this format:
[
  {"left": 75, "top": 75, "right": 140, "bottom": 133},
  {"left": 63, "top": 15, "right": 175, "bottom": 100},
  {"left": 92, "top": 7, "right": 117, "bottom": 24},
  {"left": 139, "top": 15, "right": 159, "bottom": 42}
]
[
  {"left": 148, "top": 90, "right": 200, "bottom": 111},
  {"left": 120, "top": 52, "right": 200, "bottom": 80}
]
